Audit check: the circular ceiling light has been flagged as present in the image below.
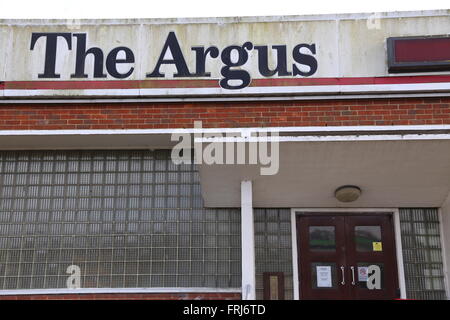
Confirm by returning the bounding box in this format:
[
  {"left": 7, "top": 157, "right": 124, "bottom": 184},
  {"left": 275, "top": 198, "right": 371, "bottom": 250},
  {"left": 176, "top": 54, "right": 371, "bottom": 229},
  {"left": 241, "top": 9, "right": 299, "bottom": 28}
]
[{"left": 334, "top": 185, "right": 362, "bottom": 203}]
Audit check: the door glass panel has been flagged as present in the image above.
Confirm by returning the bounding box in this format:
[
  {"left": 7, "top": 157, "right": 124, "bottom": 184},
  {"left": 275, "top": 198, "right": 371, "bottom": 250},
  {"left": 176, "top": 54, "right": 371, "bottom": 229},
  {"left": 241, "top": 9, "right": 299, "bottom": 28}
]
[
  {"left": 355, "top": 262, "right": 384, "bottom": 290},
  {"left": 309, "top": 226, "right": 336, "bottom": 251},
  {"left": 355, "top": 226, "right": 381, "bottom": 252},
  {"left": 311, "top": 262, "right": 337, "bottom": 289}
]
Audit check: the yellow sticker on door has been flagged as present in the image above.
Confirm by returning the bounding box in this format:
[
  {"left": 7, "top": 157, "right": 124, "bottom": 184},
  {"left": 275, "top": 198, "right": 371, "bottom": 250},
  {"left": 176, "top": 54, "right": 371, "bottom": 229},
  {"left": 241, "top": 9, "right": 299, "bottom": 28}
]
[{"left": 372, "top": 242, "right": 382, "bottom": 251}]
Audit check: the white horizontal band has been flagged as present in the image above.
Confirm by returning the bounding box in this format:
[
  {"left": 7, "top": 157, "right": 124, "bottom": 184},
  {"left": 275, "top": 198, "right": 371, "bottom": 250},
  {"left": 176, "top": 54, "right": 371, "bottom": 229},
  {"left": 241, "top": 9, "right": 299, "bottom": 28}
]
[
  {"left": 1, "top": 92, "right": 450, "bottom": 104},
  {"left": 3, "top": 82, "right": 450, "bottom": 99},
  {"left": 0, "top": 124, "right": 449, "bottom": 137},
  {"left": 0, "top": 287, "right": 241, "bottom": 296}
]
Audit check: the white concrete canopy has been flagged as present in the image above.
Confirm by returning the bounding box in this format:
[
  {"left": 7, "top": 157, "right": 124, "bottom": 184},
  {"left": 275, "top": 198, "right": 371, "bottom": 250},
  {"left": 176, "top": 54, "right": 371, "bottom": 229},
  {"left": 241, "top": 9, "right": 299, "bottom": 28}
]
[
  {"left": 1, "top": 126, "right": 450, "bottom": 209},
  {"left": 199, "top": 137, "right": 450, "bottom": 208}
]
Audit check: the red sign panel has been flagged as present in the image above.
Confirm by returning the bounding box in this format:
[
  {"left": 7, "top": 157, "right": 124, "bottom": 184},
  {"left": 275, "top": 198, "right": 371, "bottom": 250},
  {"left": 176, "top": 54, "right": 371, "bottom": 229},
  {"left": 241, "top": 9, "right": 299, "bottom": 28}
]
[{"left": 387, "top": 36, "right": 450, "bottom": 73}]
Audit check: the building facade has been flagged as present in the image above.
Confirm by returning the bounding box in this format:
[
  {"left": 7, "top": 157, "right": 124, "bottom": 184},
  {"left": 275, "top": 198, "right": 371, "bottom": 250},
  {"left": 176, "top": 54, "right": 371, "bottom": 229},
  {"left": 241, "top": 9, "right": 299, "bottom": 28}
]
[{"left": 0, "top": 10, "right": 449, "bottom": 300}]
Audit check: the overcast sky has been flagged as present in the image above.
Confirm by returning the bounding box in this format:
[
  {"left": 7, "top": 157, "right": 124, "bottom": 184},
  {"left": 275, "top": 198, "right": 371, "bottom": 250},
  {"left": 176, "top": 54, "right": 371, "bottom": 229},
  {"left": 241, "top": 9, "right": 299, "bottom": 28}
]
[{"left": 0, "top": 0, "right": 448, "bottom": 19}]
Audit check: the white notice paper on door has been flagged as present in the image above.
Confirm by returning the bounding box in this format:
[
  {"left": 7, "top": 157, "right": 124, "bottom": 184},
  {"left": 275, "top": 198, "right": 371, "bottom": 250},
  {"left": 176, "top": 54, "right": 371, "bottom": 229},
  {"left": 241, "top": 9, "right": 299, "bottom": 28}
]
[{"left": 316, "top": 266, "right": 332, "bottom": 288}]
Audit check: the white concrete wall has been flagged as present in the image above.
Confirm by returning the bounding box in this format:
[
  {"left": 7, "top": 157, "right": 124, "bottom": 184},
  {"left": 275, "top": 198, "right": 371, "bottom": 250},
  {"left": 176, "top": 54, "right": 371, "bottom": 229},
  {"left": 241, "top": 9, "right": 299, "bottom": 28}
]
[
  {"left": 441, "top": 193, "right": 450, "bottom": 299},
  {"left": 1, "top": 10, "right": 449, "bottom": 82}
]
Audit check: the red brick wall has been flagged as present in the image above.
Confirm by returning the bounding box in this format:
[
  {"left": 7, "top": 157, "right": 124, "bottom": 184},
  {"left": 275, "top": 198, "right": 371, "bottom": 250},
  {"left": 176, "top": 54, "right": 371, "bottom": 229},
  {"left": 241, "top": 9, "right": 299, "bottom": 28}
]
[
  {"left": 0, "top": 292, "right": 241, "bottom": 300},
  {"left": 0, "top": 97, "right": 449, "bottom": 130}
]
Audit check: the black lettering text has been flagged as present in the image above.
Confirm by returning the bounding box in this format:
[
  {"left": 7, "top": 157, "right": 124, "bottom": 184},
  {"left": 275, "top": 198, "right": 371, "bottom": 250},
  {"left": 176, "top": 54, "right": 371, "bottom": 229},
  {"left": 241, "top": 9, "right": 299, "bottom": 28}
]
[
  {"left": 106, "top": 47, "right": 135, "bottom": 79},
  {"left": 292, "top": 43, "right": 317, "bottom": 77},
  {"left": 219, "top": 42, "right": 253, "bottom": 90},
  {"left": 255, "top": 45, "right": 291, "bottom": 77},
  {"left": 191, "top": 46, "right": 219, "bottom": 77},
  {"left": 30, "top": 33, "right": 72, "bottom": 78},
  {"left": 71, "top": 33, "right": 106, "bottom": 78},
  {"left": 146, "top": 32, "right": 192, "bottom": 77}
]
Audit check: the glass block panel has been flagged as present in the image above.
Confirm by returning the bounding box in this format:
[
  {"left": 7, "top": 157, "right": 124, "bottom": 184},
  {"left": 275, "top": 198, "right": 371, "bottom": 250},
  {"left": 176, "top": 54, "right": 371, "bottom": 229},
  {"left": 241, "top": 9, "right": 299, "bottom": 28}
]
[
  {"left": 399, "top": 208, "right": 447, "bottom": 300},
  {"left": 254, "top": 209, "right": 293, "bottom": 300},
  {"left": 0, "top": 150, "right": 241, "bottom": 291}
]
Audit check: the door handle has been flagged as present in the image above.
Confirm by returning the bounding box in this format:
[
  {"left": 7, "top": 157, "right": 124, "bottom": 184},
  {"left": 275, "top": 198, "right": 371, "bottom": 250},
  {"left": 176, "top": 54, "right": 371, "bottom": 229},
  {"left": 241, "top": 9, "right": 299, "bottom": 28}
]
[
  {"left": 340, "top": 266, "right": 345, "bottom": 285},
  {"left": 350, "top": 266, "right": 356, "bottom": 285}
]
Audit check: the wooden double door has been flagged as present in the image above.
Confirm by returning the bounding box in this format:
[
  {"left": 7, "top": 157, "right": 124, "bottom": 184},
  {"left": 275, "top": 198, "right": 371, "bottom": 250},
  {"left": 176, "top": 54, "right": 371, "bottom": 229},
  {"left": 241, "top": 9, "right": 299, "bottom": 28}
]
[{"left": 297, "top": 214, "right": 400, "bottom": 300}]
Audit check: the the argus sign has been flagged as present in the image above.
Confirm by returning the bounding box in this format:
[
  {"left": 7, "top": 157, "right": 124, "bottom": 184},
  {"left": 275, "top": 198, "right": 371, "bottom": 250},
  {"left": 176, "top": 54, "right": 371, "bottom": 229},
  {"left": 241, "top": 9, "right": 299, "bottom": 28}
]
[{"left": 29, "top": 32, "right": 318, "bottom": 89}]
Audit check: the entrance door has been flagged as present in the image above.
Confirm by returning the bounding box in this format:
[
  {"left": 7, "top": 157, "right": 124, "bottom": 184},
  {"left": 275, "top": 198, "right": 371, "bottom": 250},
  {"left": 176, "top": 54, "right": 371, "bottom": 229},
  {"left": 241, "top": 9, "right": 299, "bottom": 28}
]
[{"left": 297, "top": 214, "right": 399, "bottom": 300}]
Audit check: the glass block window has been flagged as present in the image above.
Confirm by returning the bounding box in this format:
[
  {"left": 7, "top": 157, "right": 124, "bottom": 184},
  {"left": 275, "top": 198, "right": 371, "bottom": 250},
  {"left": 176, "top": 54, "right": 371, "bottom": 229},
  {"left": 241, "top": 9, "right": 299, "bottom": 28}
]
[
  {"left": 254, "top": 209, "right": 293, "bottom": 299},
  {"left": 399, "top": 208, "right": 447, "bottom": 300},
  {"left": 0, "top": 150, "right": 241, "bottom": 290}
]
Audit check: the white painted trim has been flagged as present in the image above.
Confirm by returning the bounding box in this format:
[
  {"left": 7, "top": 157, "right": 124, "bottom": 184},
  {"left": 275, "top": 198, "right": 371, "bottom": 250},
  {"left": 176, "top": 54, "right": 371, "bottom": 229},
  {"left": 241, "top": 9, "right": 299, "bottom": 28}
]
[
  {"left": 0, "top": 287, "right": 241, "bottom": 296},
  {"left": 2, "top": 125, "right": 449, "bottom": 151},
  {"left": 293, "top": 208, "right": 398, "bottom": 213},
  {"left": 0, "top": 124, "right": 449, "bottom": 136},
  {"left": 196, "top": 134, "right": 450, "bottom": 144},
  {"left": 290, "top": 208, "right": 404, "bottom": 300},
  {"left": 241, "top": 181, "right": 256, "bottom": 300},
  {"left": 290, "top": 210, "right": 300, "bottom": 300},
  {"left": 393, "top": 209, "right": 407, "bottom": 299},
  {"left": 1, "top": 10, "right": 448, "bottom": 26},
  {"left": 3, "top": 82, "right": 450, "bottom": 99},
  {"left": 438, "top": 208, "right": 450, "bottom": 300},
  {"left": 2, "top": 92, "right": 450, "bottom": 104}
]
